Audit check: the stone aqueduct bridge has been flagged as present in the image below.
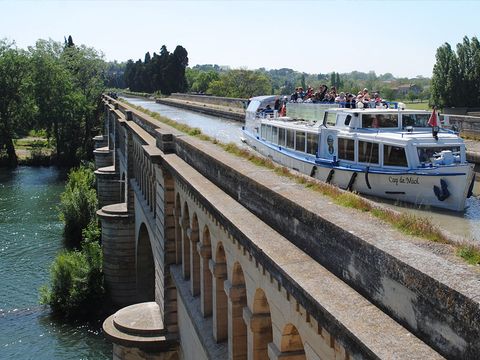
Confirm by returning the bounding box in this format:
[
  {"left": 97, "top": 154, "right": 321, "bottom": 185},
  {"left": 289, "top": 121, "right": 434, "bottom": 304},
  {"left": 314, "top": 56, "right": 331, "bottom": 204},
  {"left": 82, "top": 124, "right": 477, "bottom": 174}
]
[{"left": 94, "top": 95, "right": 479, "bottom": 360}]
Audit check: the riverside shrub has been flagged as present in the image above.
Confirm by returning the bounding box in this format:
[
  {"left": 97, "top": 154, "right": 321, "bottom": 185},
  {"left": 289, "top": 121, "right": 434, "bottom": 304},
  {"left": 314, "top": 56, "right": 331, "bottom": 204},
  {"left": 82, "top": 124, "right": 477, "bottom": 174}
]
[
  {"left": 40, "top": 238, "right": 105, "bottom": 318},
  {"left": 59, "top": 165, "right": 97, "bottom": 247}
]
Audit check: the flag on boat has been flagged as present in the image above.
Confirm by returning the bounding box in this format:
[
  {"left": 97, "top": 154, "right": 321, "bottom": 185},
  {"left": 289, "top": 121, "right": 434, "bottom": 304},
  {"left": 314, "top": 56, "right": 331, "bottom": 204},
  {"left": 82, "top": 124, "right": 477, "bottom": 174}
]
[{"left": 428, "top": 107, "right": 438, "bottom": 127}]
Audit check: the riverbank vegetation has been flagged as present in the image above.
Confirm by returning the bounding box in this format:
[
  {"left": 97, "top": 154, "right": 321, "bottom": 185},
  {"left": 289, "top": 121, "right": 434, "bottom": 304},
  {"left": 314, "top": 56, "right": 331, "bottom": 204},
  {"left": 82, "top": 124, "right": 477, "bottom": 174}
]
[
  {"left": 41, "top": 165, "right": 105, "bottom": 318},
  {"left": 0, "top": 37, "right": 105, "bottom": 167},
  {"left": 123, "top": 99, "right": 480, "bottom": 265}
]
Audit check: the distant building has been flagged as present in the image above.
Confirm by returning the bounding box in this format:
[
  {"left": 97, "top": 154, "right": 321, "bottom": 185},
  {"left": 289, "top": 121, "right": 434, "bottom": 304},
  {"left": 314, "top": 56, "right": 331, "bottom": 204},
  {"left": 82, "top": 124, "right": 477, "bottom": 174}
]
[{"left": 393, "top": 84, "right": 422, "bottom": 97}]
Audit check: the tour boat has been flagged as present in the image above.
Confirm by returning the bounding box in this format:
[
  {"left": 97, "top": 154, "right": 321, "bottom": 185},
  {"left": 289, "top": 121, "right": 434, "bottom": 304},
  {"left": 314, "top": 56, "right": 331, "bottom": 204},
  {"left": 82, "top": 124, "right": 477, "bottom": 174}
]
[{"left": 241, "top": 96, "right": 475, "bottom": 211}]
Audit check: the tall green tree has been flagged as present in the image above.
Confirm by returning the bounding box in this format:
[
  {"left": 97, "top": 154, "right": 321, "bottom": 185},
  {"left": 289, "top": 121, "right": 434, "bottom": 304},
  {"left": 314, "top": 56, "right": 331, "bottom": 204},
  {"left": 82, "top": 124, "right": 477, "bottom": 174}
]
[
  {"left": 29, "top": 39, "right": 105, "bottom": 165},
  {"left": 0, "top": 40, "right": 33, "bottom": 166},
  {"left": 208, "top": 69, "right": 271, "bottom": 98}
]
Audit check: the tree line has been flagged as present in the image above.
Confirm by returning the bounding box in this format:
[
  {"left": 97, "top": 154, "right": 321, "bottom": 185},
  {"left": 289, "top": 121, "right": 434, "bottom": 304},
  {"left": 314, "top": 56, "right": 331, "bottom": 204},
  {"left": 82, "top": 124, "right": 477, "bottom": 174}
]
[
  {"left": 0, "top": 36, "right": 105, "bottom": 167},
  {"left": 431, "top": 36, "right": 480, "bottom": 108},
  {"left": 124, "top": 45, "right": 188, "bottom": 94}
]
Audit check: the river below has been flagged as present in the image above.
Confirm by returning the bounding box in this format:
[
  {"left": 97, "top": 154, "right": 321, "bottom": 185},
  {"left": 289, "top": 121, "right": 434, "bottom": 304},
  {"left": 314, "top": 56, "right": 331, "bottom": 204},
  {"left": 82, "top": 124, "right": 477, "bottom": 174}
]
[
  {"left": 123, "top": 96, "right": 480, "bottom": 242},
  {"left": 0, "top": 166, "right": 111, "bottom": 360}
]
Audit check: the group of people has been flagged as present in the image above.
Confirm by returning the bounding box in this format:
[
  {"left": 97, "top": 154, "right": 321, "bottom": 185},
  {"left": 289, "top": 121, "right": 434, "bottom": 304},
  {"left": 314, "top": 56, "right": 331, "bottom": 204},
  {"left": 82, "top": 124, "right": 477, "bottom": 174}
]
[{"left": 289, "top": 86, "right": 385, "bottom": 109}]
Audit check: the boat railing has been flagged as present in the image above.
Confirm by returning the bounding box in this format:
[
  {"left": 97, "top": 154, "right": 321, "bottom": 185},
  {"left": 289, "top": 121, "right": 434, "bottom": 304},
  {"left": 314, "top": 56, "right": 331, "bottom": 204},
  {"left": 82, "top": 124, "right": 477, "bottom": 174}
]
[{"left": 288, "top": 100, "right": 399, "bottom": 109}]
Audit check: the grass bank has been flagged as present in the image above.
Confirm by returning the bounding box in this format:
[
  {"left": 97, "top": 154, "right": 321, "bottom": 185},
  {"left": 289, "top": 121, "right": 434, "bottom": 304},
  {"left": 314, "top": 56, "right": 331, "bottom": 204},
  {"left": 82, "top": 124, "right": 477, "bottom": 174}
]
[{"left": 120, "top": 99, "right": 480, "bottom": 266}]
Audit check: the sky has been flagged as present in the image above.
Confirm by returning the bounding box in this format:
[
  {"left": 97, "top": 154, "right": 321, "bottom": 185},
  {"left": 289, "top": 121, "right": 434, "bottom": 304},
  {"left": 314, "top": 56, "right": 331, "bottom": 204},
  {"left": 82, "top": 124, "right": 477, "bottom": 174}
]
[{"left": 1, "top": 0, "right": 479, "bottom": 78}]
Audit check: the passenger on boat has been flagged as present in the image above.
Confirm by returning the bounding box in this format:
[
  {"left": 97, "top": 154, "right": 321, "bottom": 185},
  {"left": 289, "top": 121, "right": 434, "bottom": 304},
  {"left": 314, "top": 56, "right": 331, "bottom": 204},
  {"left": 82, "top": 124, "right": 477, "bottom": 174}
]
[
  {"left": 274, "top": 97, "right": 281, "bottom": 111},
  {"left": 362, "top": 88, "right": 371, "bottom": 101},
  {"left": 356, "top": 94, "right": 366, "bottom": 108},
  {"left": 297, "top": 87, "right": 305, "bottom": 100},
  {"left": 335, "top": 92, "right": 346, "bottom": 103},
  {"left": 290, "top": 88, "right": 299, "bottom": 102},
  {"left": 263, "top": 104, "right": 274, "bottom": 114},
  {"left": 306, "top": 86, "right": 313, "bottom": 99},
  {"left": 346, "top": 93, "right": 356, "bottom": 108},
  {"left": 313, "top": 85, "right": 328, "bottom": 103}
]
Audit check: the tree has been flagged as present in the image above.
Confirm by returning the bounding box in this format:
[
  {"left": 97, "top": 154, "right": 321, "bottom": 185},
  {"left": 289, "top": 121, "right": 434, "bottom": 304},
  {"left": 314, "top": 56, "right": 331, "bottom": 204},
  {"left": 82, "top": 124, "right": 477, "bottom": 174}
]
[
  {"left": 29, "top": 39, "right": 105, "bottom": 165},
  {"left": 190, "top": 70, "right": 219, "bottom": 93},
  {"left": 431, "top": 36, "right": 480, "bottom": 108},
  {"left": 207, "top": 69, "right": 271, "bottom": 98},
  {"left": 0, "top": 40, "right": 33, "bottom": 166}
]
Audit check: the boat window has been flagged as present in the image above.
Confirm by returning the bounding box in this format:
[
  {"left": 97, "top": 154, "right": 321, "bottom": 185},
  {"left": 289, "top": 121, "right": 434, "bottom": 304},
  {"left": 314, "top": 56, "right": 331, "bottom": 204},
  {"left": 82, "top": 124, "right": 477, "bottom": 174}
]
[
  {"left": 402, "top": 113, "right": 429, "bottom": 127},
  {"left": 306, "top": 133, "right": 318, "bottom": 155},
  {"left": 295, "top": 131, "right": 306, "bottom": 152},
  {"left": 362, "top": 114, "right": 398, "bottom": 128},
  {"left": 338, "top": 138, "right": 355, "bottom": 161},
  {"left": 358, "top": 141, "right": 379, "bottom": 164},
  {"left": 417, "top": 146, "right": 460, "bottom": 164},
  {"left": 278, "top": 127, "right": 286, "bottom": 146},
  {"left": 261, "top": 124, "right": 266, "bottom": 139},
  {"left": 272, "top": 126, "right": 278, "bottom": 144},
  {"left": 384, "top": 145, "right": 408, "bottom": 167},
  {"left": 344, "top": 115, "right": 352, "bottom": 126},
  {"left": 266, "top": 125, "right": 272, "bottom": 142},
  {"left": 325, "top": 112, "right": 336, "bottom": 126},
  {"left": 286, "top": 129, "right": 295, "bottom": 149}
]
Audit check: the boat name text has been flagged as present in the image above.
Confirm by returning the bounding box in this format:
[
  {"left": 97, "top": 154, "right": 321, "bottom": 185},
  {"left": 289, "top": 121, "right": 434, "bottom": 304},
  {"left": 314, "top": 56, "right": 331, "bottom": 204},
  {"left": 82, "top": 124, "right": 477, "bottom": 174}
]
[{"left": 388, "top": 176, "right": 420, "bottom": 186}]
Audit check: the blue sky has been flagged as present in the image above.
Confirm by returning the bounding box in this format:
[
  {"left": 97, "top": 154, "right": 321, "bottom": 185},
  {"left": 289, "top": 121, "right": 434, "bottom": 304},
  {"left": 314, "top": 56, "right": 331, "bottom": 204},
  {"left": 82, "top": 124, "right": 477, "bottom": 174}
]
[{"left": 1, "top": 0, "right": 478, "bottom": 78}]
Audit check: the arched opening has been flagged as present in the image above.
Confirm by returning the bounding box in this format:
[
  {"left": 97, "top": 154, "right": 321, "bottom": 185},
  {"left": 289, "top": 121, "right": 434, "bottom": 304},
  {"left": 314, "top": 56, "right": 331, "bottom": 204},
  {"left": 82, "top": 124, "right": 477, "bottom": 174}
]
[
  {"left": 229, "top": 262, "right": 247, "bottom": 360},
  {"left": 182, "top": 202, "right": 190, "bottom": 279},
  {"left": 174, "top": 193, "right": 182, "bottom": 265},
  {"left": 200, "top": 226, "right": 212, "bottom": 316},
  {"left": 136, "top": 223, "right": 155, "bottom": 302},
  {"left": 251, "top": 289, "right": 273, "bottom": 360},
  {"left": 280, "top": 324, "right": 306, "bottom": 359},
  {"left": 213, "top": 243, "right": 228, "bottom": 342},
  {"left": 190, "top": 214, "right": 200, "bottom": 296}
]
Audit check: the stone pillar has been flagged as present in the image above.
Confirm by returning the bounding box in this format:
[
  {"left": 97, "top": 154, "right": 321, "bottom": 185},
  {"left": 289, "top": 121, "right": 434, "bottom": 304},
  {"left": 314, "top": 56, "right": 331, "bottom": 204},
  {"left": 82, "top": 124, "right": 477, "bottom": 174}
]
[
  {"left": 225, "top": 280, "right": 247, "bottom": 360},
  {"left": 209, "top": 259, "right": 228, "bottom": 342},
  {"left": 93, "top": 135, "right": 108, "bottom": 149},
  {"left": 243, "top": 308, "right": 272, "bottom": 360},
  {"left": 197, "top": 243, "right": 212, "bottom": 317},
  {"left": 97, "top": 203, "right": 137, "bottom": 308},
  {"left": 95, "top": 165, "right": 121, "bottom": 209},
  {"left": 103, "top": 302, "right": 178, "bottom": 360},
  {"left": 93, "top": 146, "right": 113, "bottom": 170},
  {"left": 267, "top": 343, "right": 305, "bottom": 360}
]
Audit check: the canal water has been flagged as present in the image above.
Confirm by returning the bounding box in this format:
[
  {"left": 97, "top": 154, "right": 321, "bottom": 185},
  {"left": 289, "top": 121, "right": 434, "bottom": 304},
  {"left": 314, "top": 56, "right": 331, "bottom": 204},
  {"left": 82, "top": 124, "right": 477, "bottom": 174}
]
[
  {"left": 0, "top": 167, "right": 111, "bottom": 359},
  {"left": 123, "top": 96, "right": 480, "bottom": 242}
]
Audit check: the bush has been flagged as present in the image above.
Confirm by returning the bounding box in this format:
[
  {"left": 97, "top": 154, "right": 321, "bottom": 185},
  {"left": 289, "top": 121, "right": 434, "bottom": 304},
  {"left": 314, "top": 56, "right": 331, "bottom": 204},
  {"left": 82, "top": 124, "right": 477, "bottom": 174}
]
[
  {"left": 40, "top": 239, "right": 105, "bottom": 318},
  {"left": 59, "top": 165, "right": 97, "bottom": 246}
]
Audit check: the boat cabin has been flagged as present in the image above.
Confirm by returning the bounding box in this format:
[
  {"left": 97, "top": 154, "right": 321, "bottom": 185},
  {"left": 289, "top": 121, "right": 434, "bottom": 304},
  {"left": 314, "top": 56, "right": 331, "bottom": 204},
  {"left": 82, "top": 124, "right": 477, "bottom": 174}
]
[{"left": 249, "top": 101, "right": 466, "bottom": 171}]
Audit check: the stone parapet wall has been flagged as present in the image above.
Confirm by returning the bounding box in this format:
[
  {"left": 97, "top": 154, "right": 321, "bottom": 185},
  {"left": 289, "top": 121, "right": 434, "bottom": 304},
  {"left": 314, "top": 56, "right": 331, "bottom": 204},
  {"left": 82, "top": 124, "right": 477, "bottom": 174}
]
[
  {"left": 444, "top": 114, "right": 480, "bottom": 136},
  {"left": 172, "top": 134, "right": 480, "bottom": 359},
  {"left": 169, "top": 93, "right": 246, "bottom": 110}
]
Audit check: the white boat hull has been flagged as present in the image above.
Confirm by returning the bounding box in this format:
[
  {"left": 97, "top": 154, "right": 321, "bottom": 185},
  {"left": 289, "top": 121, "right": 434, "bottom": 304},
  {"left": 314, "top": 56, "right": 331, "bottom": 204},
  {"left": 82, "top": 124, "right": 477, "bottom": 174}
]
[{"left": 243, "top": 130, "right": 474, "bottom": 211}]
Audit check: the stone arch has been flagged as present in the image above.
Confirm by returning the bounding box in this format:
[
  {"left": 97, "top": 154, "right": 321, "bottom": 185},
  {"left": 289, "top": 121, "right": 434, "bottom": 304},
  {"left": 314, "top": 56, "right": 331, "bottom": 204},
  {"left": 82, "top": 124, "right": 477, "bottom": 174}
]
[
  {"left": 190, "top": 213, "right": 200, "bottom": 296},
  {"left": 229, "top": 262, "right": 247, "bottom": 360},
  {"left": 174, "top": 193, "right": 182, "bottom": 265},
  {"left": 251, "top": 289, "right": 273, "bottom": 360},
  {"left": 213, "top": 242, "right": 228, "bottom": 342},
  {"left": 182, "top": 201, "right": 191, "bottom": 279},
  {"left": 200, "top": 225, "right": 212, "bottom": 316},
  {"left": 280, "top": 324, "right": 306, "bottom": 359},
  {"left": 136, "top": 223, "right": 155, "bottom": 302}
]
